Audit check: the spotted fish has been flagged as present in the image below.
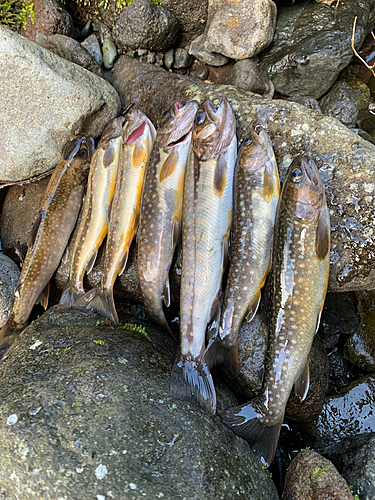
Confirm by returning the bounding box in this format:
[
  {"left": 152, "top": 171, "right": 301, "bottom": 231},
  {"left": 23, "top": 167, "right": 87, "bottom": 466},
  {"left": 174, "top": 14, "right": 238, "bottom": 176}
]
[
  {"left": 59, "top": 116, "right": 125, "bottom": 306},
  {"left": 0, "top": 137, "right": 94, "bottom": 348},
  {"left": 170, "top": 97, "right": 237, "bottom": 414},
  {"left": 204, "top": 130, "right": 280, "bottom": 377},
  {"left": 220, "top": 156, "right": 330, "bottom": 467},
  {"left": 137, "top": 100, "right": 199, "bottom": 333},
  {"left": 75, "top": 108, "right": 156, "bottom": 323}
]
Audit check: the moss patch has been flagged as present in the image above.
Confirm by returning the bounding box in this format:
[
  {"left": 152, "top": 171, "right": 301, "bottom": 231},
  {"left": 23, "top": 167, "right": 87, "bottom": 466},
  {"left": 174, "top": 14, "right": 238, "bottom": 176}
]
[{"left": 0, "top": 0, "right": 33, "bottom": 30}]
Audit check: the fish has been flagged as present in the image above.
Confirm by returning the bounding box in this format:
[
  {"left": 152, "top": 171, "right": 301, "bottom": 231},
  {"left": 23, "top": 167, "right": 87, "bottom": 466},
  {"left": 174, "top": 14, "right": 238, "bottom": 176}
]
[
  {"left": 137, "top": 100, "right": 199, "bottom": 333},
  {"left": 74, "top": 108, "right": 156, "bottom": 323},
  {"left": 203, "top": 130, "right": 280, "bottom": 378},
  {"left": 219, "top": 156, "right": 330, "bottom": 467},
  {"left": 0, "top": 136, "right": 94, "bottom": 348},
  {"left": 170, "top": 97, "right": 237, "bottom": 414},
  {"left": 59, "top": 116, "right": 125, "bottom": 307}
]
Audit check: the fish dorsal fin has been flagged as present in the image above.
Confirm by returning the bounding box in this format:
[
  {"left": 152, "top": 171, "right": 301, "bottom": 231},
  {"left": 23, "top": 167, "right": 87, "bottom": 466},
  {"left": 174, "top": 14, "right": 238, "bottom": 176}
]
[
  {"left": 294, "top": 359, "right": 310, "bottom": 402},
  {"left": 263, "top": 162, "right": 278, "bottom": 202},
  {"left": 214, "top": 152, "right": 227, "bottom": 199},
  {"left": 27, "top": 212, "right": 42, "bottom": 248},
  {"left": 85, "top": 249, "right": 98, "bottom": 275},
  {"left": 104, "top": 143, "right": 115, "bottom": 168},
  {"left": 171, "top": 218, "right": 180, "bottom": 250},
  {"left": 316, "top": 206, "right": 330, "bottom": 261},
  {"left": 132, "top": 139, "right": 148, "bottom": 169},
  {"left": 159, "top": 149, "right": 179, "bottom": 183},
  {"left": 162, "top": 275, "right": 171, "bottom": 308},
  {"left": 245, "top": 292, "right": 261, "bottom": 323},
  {"left": 37, "top": 281, "right": 50, "bottom": 310},
  {"left": 118, "top": 248, "right": 129, "bottom": 276}
]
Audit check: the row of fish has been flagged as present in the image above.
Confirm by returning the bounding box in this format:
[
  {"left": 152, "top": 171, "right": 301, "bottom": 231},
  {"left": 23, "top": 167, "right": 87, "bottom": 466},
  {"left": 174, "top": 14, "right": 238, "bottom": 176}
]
[{"left": 0, "top": 97, "right": 330, "bottom": 469}]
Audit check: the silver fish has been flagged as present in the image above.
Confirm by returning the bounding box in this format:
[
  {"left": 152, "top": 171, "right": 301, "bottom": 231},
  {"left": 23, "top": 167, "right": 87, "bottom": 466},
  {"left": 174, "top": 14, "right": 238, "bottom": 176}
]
[
  {"left": 220, "top": 156, "right": 330, "bottom": 467},
  {"left": 170, "top": 97, "right": 237, "bottom": 414},
  {"left": 137, "top": 101, "right": 199, "bottom": 333},
  {"left": 204, "top": 129, "right": 280, "bottom": 377}
]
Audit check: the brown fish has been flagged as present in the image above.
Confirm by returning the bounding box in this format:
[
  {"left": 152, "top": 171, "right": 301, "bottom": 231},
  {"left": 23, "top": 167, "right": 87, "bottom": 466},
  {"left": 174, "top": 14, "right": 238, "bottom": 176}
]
[
  {"left": 0, "top": 137, "right": 94, "bottom": 348},
  {"left": 137, "top": 101, "right": 199, "bottom": 333},
  {"left": 59, "top": 116, "right": 125, "bottom": 306},
  {"left": 75, "top": 108, "right": 156, "bottom": 323},
  {"left": 170, "top": 97, "right": 237, "bottom": 414},
  {"left": 204, "top": 129, "right": 280, "bottom": 377},
  {"left": 220, "top": 156, "right": 330, "bottom": 467}
]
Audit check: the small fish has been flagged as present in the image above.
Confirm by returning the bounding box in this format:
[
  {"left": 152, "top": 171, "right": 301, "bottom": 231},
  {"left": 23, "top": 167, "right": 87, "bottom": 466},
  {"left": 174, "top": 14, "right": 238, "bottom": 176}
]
[
  {"left": 220, "top": 156, "right": 330, "bottom": 467},
  {"left": 170, "top": 97, "right": 237, "bottom": 414},
  {"left": 59, "top": 116, "right": 125, "bottom": 306},
  {"left": 75, "top": 108, "right": 156, "bottom": 323},
  {"left": 137, "top": 100, "right": 199, "bottom": 333},
  {"left": 204, "top": 130, "right": 280, "bottom": 377},
  {"left": 0, "top": 137, "right": 94, "bottom": 348}
]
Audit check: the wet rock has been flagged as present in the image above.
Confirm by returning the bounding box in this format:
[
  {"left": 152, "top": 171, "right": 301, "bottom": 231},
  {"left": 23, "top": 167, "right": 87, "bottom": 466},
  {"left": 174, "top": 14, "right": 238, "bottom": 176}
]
[
  {"left": 281, "top": 449, "right": 353, "bottom": 500},
  {"left": 81, "top": 34, "right": 103, "bottom": 66},
  {"left": 21, "top": 0, "right": 77, "bottom": 42},
  {"left": 106, "top": 56, "right": 375, "bottom": 292},
  {"left": 320, "top": 292, "right": 359, "bottom": 349},
  {"left": 80, "top": 20, "right": 92, "bottom": 39},
  {"left": 312, "top": 374, "right": 375, "bottom": 445},
  {"left": 0, "top": 253, "right": 20, "bottom": 329},
  {"left": 344, "top": 290, "right": 375, "bottom": 371},
  {"left": 36, "top": 33, "right": 104, "bottom": 77},
  {"left": 224, "top": 58, "right": 274, "bottom": 98},
  {"left": 190, "top": 63, "right": 209, "bottom": 80},
  {"left": 203, "top": 0, "right": 277, "bottom": 60},
  {"left": 328, "top": 349, "right": 352, "bottom": 392},
  {"left": 161, "top": 0, "right": 208, "bottom": 48},
  {"left": 173, "top": 48, "right": 193, "bottom": 69},
  {"left": 260, "top": 1, "right": 374, "bottom": 99},
  {"left": 206, "top": 61, "right": 235, "bottom": 84},
  {"left": 0, "top": 27, "right": 120, "bottom": 182},
  {"left": 112, "top": 0, "right": 179, "bottom": 52},
  {"left": 189, "top": 34, "right": 230, "bottom": 66},
  {"left": 164, "top": 48, "right": 174, "bottom": 70},
  {"left": 286, "top": 96, "right": 322, "bottom": 113},
  {"left": 0, "top": 307, "right": 279, "bottom": 500},
  {"left": 357, "top": 107, "right": 375, "bottom": 142},
  {"left": 102, "top": 38, "right": 117, "bottom": 69},
  {"left": 319, "top": 81, "right": 359, "bottom": 128}
]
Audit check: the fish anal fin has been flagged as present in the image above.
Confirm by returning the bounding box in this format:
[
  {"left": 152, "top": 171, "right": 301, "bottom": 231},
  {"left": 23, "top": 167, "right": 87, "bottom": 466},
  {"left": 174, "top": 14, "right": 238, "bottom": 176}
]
[
  {"left": 316, "top": 206, "right": 330, "bottom": 261},
  {"left": 159, "top": 149, "right": 178, "bottom": 183},
  {"left": 74, "top": 287, "right": 119, "bottom": 325},
  {"left": 118, "top": 249, "right": 129, "bottom": 276},
  {"left": 207, "top": 295, "right": 221, "bottom": 342},
  {"left": 85, "top": 250, "right": 98, "bottom": 275},
  {"left": 61, "top": 246, "right": 69, "bottom": 265},
  {"left": 162, "top": 274, "right": 170, "bottom": 308},
  {"left": 59, "top": 284, "right": 84, "bottom": 307},
  {"left": 203, "top": 334, "right": 239, "bottom": 378},
  {"left": 294, "top": 359, "right": 310, "bottom": 402},
  {"left": 171, "top": 218, "right": 180, "bottom": 250},
  {"left": 27, "top": 213, "right": 42, "bottom": 248},
  {"left": 132, "top": 138, "right": 148, "bottom": 168},
  {"left": 263, "top": 163, "right": 278, "bottom": 202},
  {"left": 245, "top": 292, "right": 261, "bottom": 323},
  {"left": 214, "top": 153, "right": 227, "bottom": 199},
  {"left": 222, "top": 231, "right": 230, "bottom": 272},
  {"left": 37, "top": 281, "right": 50, "bottom": 310}
]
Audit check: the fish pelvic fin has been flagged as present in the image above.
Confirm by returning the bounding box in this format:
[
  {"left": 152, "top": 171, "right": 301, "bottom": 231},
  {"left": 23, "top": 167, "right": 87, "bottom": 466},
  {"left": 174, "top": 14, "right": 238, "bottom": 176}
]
[
  {"left": 203, "top": 334, "right": 239, "bottom": 379},
  {"left": 219, "top": 398, "right": 282, "bottom": 468},
  {"left": 0, "top": 317, "right": 25, "bottom": 350},
  {"left": 170, "top": 355, "right": 217, "bottom": 414},
  {"left": 74, "top": 287, "right": 119, "bottom": 325},
  {"left": 59, "top": 284, "right": 85, "bottom": 308}
]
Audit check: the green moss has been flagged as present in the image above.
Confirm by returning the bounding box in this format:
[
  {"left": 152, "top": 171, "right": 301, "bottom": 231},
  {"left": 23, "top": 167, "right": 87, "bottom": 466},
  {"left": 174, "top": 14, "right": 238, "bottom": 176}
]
[
  {"left": 93, "top": 339, "right": 106, "bottom": 345},
  {"left": 120, "top": 322, "right": 151, "bottom": 341},
  {"left": 310, "top": 464, "right": 332, "bottom": 481},
  {"left": 0, "top": 0, "right": 33, "bottom": 30}
]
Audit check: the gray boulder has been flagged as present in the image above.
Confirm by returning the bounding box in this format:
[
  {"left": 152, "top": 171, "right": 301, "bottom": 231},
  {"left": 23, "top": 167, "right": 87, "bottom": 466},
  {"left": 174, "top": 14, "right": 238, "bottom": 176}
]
[
  {"left": 224, "top": 58, "right": 274, "bottom": 98},
  {"left": 0, "top": 253, "right": 20, "bottom": 329},
  {"left": 189, "top": 33, "right": 230, "bottom": 66},
  {"left": 0, "top": 307, "right": 279, "bottom": 500},
  {"left": 319, "top": 81, "right": 359, "bottom": 128},
  {"left": 80, "top": 34, "right": 103, "bottom": 67},
  {"left": 0, "top": 26, "right": 120, "bottom": 182}
]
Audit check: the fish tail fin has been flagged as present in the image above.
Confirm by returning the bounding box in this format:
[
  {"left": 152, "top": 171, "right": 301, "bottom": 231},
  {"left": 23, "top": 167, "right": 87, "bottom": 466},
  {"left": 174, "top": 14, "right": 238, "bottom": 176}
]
[
  {"left": 59, "top": 284, "right": 84, "bottom": 308},
  {"left": 74, "top": 287, "right": 119, "bottom": 325},
  {"left": 170, "top": 355, "right": 217, "bottom": 414},
  {"left": 0, "top": 317, "right": 25, "bottom": 349},
  {"left": 219, "top": 398, "right": 282, "bottom": 468},
  {"left": 145, "top": 305, "right": 174, "bottom": 338},
  {"left": 203, "top": 334, "right": 239, "bottom": 379}
]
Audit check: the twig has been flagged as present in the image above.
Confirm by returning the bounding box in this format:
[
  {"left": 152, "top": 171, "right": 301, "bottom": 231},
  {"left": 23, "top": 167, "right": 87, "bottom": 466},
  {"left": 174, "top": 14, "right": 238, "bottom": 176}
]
[
  {"left": 0, "top": 168, "right": 54, "bottom": 189},
  {"left": 351, "top": 16, "right": 375, "bottom": 77}
]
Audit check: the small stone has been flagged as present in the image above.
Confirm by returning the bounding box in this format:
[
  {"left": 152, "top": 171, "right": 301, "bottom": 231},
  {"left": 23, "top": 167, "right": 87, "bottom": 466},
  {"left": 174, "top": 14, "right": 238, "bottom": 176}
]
[
  {"left": 126, "top": 50, "right": 136, "bottom": 58},
  {"left": 190, "top": 65, "right": 209, "bottom": 81},
  {"left": 225, "top": 58, "right": 274, "bottom": 97},
  {"left": 173, "top": 48, "right": 193, "bottom": 69},
  {"left": 81, "top": 34, "right": 103, "bottom": 67},
  {"left": 95, "top": 464, "right": 108, "bottom": 480},
  {"left": 80, "top": 20, "right": 92, "bottom": 39},
  {"left": 155, "top": 54, "right": 164, "bottom": 66},
  {"left": 0, "top": 253, "right": 21, "bottom": 329},
  {"left": 6, "top": 414, "right": 18, "bottom": 426},
  {"left": 146, "top": 52, "right": 156, "bottom": 64},
  {"left": 189, "top": 34, "right": 230, "bottom": 66},
  {"left": 164, "top": 48, "right": 174, "bottom": 70},
  {"left": 102, "top": 39, "right": 117, "bottom": 69},
  {"left": 92, "top": 22, "right": 101, "bottom": 32}
]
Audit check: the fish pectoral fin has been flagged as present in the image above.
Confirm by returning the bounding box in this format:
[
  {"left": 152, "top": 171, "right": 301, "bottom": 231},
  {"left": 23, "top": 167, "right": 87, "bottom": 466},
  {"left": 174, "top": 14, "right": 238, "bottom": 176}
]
[
  {"left": 159, "top": 148, "right": 179, "bottom": 182},
  {"left": 118, "top": 249, "right": 129, "bottom": 276},
  {"left": 245, "top": 292, "right": 261, "bottom": 323},
  {"left": 27, "top": 212, "right": 42, "bottom": 248},
  {"left": 207, "top": 295, "right": 221, "bottom": 343},
  {"left": 162, "top": 275, "right": 171, "bottom": 308},
  {"left": 37, "top": 281, "right": 50, "bottom": 310},
  {"left": 132, "top": 136, "right": 148, "bottom": 168},
  {"left": 213, "top": 152, "right": 227, "bottom": 199},
  {"left": 85, "top": 250, "right": 98, "bottom": 275},
  {"left": 315, "top": 302, "right": 324, "bottom": 335},
  {"left": 263, "top": 164, "right": 278, "bottom": 202},
  {"left": 294, "top": 359, "right": 310, "bottom": 402},
  {"left": 316, "top": 205, "right": 330, "bottom": 261}
]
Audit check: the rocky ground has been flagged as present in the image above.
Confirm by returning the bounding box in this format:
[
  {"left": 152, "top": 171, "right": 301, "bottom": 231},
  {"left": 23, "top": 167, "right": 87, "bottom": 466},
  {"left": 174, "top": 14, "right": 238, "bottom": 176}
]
[{"left": 1, "top": 0, "right": 375, "bottom": 498}]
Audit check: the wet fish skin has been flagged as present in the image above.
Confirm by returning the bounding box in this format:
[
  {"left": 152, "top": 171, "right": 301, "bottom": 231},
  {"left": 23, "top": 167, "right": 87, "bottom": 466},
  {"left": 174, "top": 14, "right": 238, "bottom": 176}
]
[
  {"left": 0, "top": 136, "right": 94, "bottom": 348},
  {"left": 137, "top": 101, "right": 199, "bottom": 333},
  {"left": 204, "top": 129, "right": 280, "bottom": 377},
  {"left": 60, "top": 116, "right": 126, "bottom": 307},
  {"left": 74, "top": 108, "right": 156, "bottom": 324},
  {"left": 170, "top": 97, "right": 237, "bottom": 414},
  {"left": 220, "top": 155, "right": 330, "bottom": 467}
]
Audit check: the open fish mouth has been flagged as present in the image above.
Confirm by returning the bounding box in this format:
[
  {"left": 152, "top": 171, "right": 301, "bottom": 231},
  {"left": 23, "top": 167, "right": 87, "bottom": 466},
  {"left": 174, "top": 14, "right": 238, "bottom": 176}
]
[
  {"left": 160, "top": 101, "right": 199, "bottom": 148},
  {"left": 126, "top": 121, "right": 147, "bottom": 144}
]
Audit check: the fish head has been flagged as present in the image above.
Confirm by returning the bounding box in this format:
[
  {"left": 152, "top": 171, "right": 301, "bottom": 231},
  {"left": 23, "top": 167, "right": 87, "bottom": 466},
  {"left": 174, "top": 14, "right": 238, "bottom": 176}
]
[
  {"left": 64, "top": 136, "right": 95, "bottom": 185},
  {"left": 122, "top": 107, "right": 156, "bottom": 144},
  {"left": 240, "top": 130, "right": 271, "bottom": 171},
  {"left": 157, "top": 100, "right": 199, "bottom": 149},
  {"left": 98, "top": 116, "right": 127, "bottom": 148},
  {"left": 283, "top": 156, "right": 324, "bottom": 223},
  {"left": 192, "top": 97, "right": 236, "bottom": 161}
]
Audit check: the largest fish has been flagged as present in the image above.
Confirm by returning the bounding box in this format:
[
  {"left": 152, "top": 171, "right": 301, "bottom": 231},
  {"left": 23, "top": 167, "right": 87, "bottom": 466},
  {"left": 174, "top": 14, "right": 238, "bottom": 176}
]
[
  {"left": 0, "top": 136, "right": 94, "bottom": 348},
  {"left": 170, "top": 97, "right": 237, "bottom": 414},
  {"left": 220, "top": 156, "right": 330, "bottom": 467}
]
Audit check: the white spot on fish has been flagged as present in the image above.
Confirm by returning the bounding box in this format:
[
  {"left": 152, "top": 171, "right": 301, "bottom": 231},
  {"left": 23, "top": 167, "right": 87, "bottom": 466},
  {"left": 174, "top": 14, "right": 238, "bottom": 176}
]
[
  {"left": 95, "top": 464, "right": 108, "bottom": 480},
  {"left": 7, "top": 414, "right": 18, "bottom": 425}
]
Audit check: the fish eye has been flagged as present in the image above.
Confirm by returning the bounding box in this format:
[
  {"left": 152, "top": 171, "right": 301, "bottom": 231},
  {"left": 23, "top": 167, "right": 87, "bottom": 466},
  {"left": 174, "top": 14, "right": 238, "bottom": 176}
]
[
  {"left": 291, "top": 167, "right": 303, "bottom": 182},
  {"left": 243, "top": 138, "right": 251, "bottom": 145},
  {"left": 195, "top": 111, "right": 206, "bottom": 126},
  {"left": 162, "top": 109, "right": 169, "bottom": 117},
  {"left": 79, "top": 148, "right": 88, "bottom": 159}
]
